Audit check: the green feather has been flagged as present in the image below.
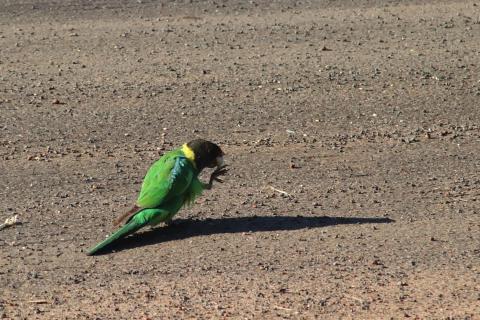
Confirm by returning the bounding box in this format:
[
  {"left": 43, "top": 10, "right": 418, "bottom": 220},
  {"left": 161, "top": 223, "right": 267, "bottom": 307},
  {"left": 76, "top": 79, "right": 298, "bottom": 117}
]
[
  {"left": 137, "top": 150, "right": 195, "bottom": 208},
  {"left": 87, "top": 208, "right": 170, "bottom": 255},
  {"left": 87, "top": 147, "right": 206, "bottom": 255},
  {"left": 87, "top": 219, "right": 145, "bottom": 255}
]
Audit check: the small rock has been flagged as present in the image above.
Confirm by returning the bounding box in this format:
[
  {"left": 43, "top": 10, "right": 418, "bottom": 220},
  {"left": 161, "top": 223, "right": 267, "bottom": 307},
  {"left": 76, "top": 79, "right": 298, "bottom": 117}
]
[{"left": 372, "top": 259, "right": 383, "bottom": 266}]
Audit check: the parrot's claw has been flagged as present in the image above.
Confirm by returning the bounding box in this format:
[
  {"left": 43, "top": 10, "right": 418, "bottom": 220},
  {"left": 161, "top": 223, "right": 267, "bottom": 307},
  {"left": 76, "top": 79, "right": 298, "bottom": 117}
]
[
  {"left": 212, "top": 165, "right": 228, "bottom": 179},
  {"left": 203, "top": 165, "right": 229, "bottom": 190}
]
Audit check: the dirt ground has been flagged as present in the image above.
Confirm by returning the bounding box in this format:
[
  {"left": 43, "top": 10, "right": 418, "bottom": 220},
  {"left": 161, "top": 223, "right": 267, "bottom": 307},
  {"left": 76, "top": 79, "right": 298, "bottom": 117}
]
[{"left": 1, "top": 0, "right": 479, "bottom": 319}]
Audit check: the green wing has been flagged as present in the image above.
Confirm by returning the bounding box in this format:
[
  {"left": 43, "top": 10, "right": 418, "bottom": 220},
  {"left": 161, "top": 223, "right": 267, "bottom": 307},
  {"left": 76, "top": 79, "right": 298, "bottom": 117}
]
[
  {"left": 184, "top": 177, "right": 204, "bottom": 206},
  {"left": 137, "top": 150, "right": 195, "bottom": 208}
]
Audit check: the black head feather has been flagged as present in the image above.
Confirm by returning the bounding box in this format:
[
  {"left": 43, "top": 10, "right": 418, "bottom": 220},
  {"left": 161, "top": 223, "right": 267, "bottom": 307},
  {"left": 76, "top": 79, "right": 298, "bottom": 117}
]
[{"left": 187, "top": 139, "right": 224, "bottom": 171}]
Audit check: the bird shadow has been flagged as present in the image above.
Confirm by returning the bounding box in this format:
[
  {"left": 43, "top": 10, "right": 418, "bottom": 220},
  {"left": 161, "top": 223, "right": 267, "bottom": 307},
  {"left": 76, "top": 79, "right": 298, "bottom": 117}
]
[{"left": 94, "top": 215, "right": 394, "bottom": 255}]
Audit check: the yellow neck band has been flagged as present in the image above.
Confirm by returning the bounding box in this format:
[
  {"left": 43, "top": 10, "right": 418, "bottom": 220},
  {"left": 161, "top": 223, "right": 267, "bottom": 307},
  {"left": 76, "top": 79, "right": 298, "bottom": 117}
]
[{"left": 182, "top": 144, "right": 196, "bottom": 167}]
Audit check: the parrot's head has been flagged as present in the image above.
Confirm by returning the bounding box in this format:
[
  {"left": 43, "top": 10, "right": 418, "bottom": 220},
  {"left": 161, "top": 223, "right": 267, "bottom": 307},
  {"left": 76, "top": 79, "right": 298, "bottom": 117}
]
[{"left": 186, "top": 139, "right": 224, "bottom": 171}]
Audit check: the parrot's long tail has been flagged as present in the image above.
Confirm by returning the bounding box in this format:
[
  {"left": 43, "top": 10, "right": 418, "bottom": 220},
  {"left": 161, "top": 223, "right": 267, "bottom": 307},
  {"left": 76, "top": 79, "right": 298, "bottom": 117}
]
[
  {"left": 87, "top": 218, "right": 147, "bottom": 256},
  {"left": 114, "top": 205, "right": 141, "bottom": 227}
]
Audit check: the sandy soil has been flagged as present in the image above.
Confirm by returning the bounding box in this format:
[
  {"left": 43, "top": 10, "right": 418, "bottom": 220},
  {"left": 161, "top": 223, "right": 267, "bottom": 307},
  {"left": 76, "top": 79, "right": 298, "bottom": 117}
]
[{"left": 0, "top": 0, "right": 479, "bottom": 319}]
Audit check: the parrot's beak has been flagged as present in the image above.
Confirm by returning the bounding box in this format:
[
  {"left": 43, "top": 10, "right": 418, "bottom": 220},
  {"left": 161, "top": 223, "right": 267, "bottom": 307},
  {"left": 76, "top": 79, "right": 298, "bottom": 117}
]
[{"left": 216, "top": 156, "right": 224, "bottom": 167}]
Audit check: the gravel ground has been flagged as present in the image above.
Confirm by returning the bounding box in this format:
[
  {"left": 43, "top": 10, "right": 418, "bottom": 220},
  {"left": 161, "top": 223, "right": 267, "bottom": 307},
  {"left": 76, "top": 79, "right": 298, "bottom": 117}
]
[{"left": 0, "top": 0, "right": 479, "bottom": 319}]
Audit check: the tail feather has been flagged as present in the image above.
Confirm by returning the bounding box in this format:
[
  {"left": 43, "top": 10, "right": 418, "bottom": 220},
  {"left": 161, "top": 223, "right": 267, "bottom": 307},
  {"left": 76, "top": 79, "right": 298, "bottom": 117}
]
[
  {"left": 114, "top": 205, "right": 141, "bottom": 227},
  {"left": 87, "top": 219, "right": 146, "bottom": 255}
]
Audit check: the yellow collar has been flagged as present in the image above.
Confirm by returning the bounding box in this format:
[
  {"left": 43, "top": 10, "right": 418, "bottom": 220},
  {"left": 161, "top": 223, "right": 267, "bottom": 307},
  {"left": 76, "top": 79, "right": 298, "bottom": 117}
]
[{"left": 181, "top": 143, "right": 196, "bottom": 168}]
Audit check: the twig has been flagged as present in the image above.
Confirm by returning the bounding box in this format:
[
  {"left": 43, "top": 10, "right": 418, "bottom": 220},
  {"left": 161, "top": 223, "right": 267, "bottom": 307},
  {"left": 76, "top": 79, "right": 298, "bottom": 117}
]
[
  {"left": 274, "top": 305, "right": 292, "bottom": 311},
  {"left": 28, "top": 300, "right": 48, "bottom": 304},
  {"left": 268, "top": 186, "right": 292, "bottom": 197},
  {"left": 344, "top": 294, "right": 364, "bottom": 303},
  {"left": 0, "top": 215, "right": 19, "bottom": 230}
]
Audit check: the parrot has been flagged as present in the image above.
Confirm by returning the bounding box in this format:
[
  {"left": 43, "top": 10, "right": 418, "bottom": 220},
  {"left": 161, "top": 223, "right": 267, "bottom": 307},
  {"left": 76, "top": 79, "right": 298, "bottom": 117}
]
[{"left": 87, "top": 139, "right": 227, "bottom": 255}]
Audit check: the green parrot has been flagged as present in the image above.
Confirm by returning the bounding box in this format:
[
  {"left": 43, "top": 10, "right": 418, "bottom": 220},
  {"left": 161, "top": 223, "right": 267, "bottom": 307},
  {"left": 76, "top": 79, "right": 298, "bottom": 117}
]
[{"left": 87, "top": 139, "right": 227, "bottom": 255}]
